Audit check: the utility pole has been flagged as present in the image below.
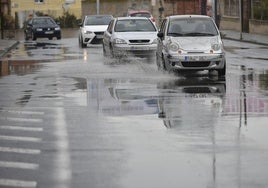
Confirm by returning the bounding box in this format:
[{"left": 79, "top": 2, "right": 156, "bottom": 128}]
[{"left": 96, "top": 0, "right": 100, "bottom": 14}]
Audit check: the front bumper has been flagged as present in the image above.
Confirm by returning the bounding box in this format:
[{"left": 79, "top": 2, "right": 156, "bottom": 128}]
[
  {"left": 113, "top": 44, "right": 157, "bottom": 57},
  {"left": 82, "top": 32, "right": 104, "bottom": 44},
  {"left": 165, "top": 53, "right": 225, "bottom": 70},
  {"left": 34, "top": 30, "right": 61, "bottom": 38}
]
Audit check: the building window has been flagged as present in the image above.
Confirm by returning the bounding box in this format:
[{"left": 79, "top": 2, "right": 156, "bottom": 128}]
[
  {"left": 35, "top": 0, "right": 44, "bottom": 3},
  {"left": 224, "top": 0, "right": 239, "bottom": 17}
]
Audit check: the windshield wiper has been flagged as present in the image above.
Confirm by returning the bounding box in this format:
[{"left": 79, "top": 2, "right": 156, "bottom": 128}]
[
  {"left": 184, "top": 32, "right": 215, "bottom": 36},
  {"left": 167, "top": 32, "right": 183, "bottom": 36}
]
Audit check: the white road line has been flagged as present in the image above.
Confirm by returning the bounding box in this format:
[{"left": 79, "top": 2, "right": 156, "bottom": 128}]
[
  {"left": 0, "top": 179, "right": 37, "bottom": 188},
  {"left": 54, "top": 107, "right": 71, "bottom": 188},
  {"left": 0, "top": 135, "right": 41, "bottom": 142},
  {"left": 0, "top": 126, "right": 43, "bottom": 132},
  {"left": 0, "top": 147, "right": 41, "bottom": 154},
  {"left": 0, "top": 161, "right": 39, "bottom": 170},
  {"left": 0, "top": 109, "right": 44, "bottom": 115},
  {"left": 0, "top": 117, "right": 43, "bottom": 123}
]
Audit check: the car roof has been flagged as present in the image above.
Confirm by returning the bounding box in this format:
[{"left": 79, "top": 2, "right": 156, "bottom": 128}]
[
  {"left": 116, "top": 17, "right": 151, "bottom": 21},
  {"left": 85, "top": 15, "right": 113, "bottom": 18},
  {"left": 32, "top": 16, "right": 53, "bottom": 19},
  {"left": 128, "top": 10, "right": 151, "bottom": 14},
  {"left": 168, "top": 14, "right": 212, "bottom": 20}
]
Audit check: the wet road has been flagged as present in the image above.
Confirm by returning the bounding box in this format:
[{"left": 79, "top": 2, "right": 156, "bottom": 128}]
[{"left": 0, "top": 34, "right": 268, "bottom": 188}]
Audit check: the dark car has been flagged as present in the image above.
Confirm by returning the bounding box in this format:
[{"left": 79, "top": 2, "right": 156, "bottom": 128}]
[{"left": 24, "top": 16, "right": 61, "bottom": 41}]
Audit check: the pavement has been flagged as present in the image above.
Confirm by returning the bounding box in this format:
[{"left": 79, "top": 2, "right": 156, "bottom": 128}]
[{"left": 0, "top": 29, "right": 267, "bottom": 59}]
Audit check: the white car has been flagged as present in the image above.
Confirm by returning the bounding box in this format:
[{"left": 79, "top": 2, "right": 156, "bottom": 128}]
[
  {"left": 156, "top": 15, "right": 226, "bottom": 76},
  {"left": 102, "top": 17, "right": 158, "bottom": 59},
  {"left": 78, "top": 15, "right": 113, "bottom": 48}
]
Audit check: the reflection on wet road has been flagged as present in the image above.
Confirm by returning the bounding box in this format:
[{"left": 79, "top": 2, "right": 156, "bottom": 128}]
[{"left": 1, "top": 38, "right": 268, "bottom": 188}]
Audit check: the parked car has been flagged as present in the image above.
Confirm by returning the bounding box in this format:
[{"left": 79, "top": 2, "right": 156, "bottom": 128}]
[
  {"left": 156, "top": 15, "right": 226, "bottom": 76},
  {"left": 24, "top": 16, "right": 61, "bottom": 41},
  {"left": 78, "top": 15, "right": 113, "bottom": 48},
  {"left": 102, "top": 17, "right": 158, "bottom": 59},
  {"left": 127, "top": 10, "right": 156, "bottom": 25}
]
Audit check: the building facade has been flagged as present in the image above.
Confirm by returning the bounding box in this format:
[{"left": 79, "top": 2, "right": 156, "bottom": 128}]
[{"left": 11, "top": 0, "right": 82, "bottom": 28}]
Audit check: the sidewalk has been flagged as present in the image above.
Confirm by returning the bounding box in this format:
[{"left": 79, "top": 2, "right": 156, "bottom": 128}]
[
  {"left": 0, "top": 30, "right": 267, "bottom": 59},
  {"left": 220, "top": 30, "right": 268, "bottom": 45},
  {"left": 0, "top": 39, "right": 20, "bottom": 59}
]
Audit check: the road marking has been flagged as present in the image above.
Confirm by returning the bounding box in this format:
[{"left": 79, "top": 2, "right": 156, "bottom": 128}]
[
  {"left": 54, "top": 107, "right": 71, "bottom": 188},
  {"left": 0, "top": 125, "right": 43, "bottom": 132},
  {"left": 0, "top": 161, "right": 39, "bottom": 170},
  {"left": 0, "top": 179, "right": 37, "bottom": 188},
  {"left": 0, "top": 117, "right": 43, "bottom": 123},
  {"left": 0, "top": 135, "right": 41, "bottom": 142},
  {"left": 0, "top": 109, "right": 44, "bottom": 115},
  {"left": 0, "top": 147, "right": 41, "bottom": 154}
]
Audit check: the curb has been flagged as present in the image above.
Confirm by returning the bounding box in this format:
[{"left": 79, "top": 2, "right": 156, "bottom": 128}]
[{"left": 0, "top": 41, "right": 20, "bottom": 59}]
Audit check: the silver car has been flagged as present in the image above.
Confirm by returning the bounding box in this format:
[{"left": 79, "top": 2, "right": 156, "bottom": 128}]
[
  {"left": 78, "top": 15, "right": 113, "bottom": 48},
  {"left": 103, "top": 17, "right": 158, "bottom": 59},
  {"left": 156, "top": 15, "right": 226, "bottom": 76}
]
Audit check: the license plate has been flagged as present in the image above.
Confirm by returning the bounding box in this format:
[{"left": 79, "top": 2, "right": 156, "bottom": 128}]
[
  {"left": 96, "top": 35, "right": 103, "bottom": 39},
  {"left": 184, "top": 56, "right": 200, "bottom": 61},
  {"left": 131, "top": 46, "right": 148, "bottom": 50},
  {"left": 45, "top": 31, "right": 54, "bottom": 34}
]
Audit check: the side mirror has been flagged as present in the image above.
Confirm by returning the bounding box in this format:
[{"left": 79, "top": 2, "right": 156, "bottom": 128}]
[{"left": 157, "top": 32, "right": 164, "bottom": 38}]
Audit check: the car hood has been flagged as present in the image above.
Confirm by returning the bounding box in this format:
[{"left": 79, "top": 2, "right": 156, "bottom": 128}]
[
  {"left": 83, "top": 25, "right": 108, "bottom": 32},
  {"left": 33, "top": 24, "right": 58, "bottom": 28},
  {"left": 169, "top": 36, "right": 220, "bottom": 51},
  {"left": 114, "top": 32, "right": 157, "bottom": 40}
]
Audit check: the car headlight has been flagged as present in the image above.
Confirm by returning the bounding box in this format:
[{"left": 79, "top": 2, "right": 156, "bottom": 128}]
[
  {"left": 211, "top": 43, "right": 221, "bottom": 51},
  {"left": 152, "top": 38, "right": 158, "bottom": 44},
  {"left": 36, "top": 28, "right": 43, "bottom": 31},
  {"left": 168, "top": 42, "right": 179, "bottom": 52},
  {"left": 83, "top": 30, "right": 93, "bottom": 34},
  {"left": 114, "top": 38, "right": 126, "bottom": 44},
  {"left": 55, "top": 27, "right": 60, "bottom": 31}
]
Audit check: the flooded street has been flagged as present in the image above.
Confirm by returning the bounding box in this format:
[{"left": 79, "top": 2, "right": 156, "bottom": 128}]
[{"left": 0, "top": 32, "right": 268, "bottom": 188}]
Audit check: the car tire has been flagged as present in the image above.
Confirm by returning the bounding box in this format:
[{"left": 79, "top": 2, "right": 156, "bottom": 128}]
[
  {"left": 57, "top": 36, "right": 61, "bottom": 40},
  {"left": 32, "top": 32, "right": 36, "bottom": 41},
  {"left": 103, "top": 43, "right": 107, "bottom": 57},
  {"left": 48, "top": 37, "right": 53, "bottom": 40},
  {"left": 218, "top": 62, "right": 226, "bottom": 77},
  {"left": 25, "top": 33, "right": 29, "bottom": 41}
]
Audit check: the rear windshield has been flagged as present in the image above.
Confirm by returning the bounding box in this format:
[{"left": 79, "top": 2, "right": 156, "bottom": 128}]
[
  {"left": 115, "top": 19, "right": 156, "bottom": 32},
  {"left": 85, "top": 16, "right": 112, "bottom": 25},
  {"left": 167, "top": 18, "right": 219, "bottom": 37}
]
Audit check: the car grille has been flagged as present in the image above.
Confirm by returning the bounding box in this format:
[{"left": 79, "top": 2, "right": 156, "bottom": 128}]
[
  {"left": 129, "top": 40, "right": 150, "bottom": 44},
  {"left": 94, "top": 32, "right": 104, "bottom": 35},
  {"left": 181, "top": 61, "right": 210, "bottom": 67},
  {"left": 183, "top": 87, "right": 211, "bottom": 93},
  {"left": 43, "top": 28, "right": 54, "bottom": 31}
]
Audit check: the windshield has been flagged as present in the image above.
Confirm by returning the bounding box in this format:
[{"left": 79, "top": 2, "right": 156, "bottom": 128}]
[
  {"left": 167, "top": 18, "right": 218, "bottom": 37},
  {"left": 32, "top": 18, "right": 55, "bottom": 25},
  {"left": 115, "top": 19, "right": 156, "bottom": 32},
  {"left": 85, "top": 16, "right": 112, "bottom": 25}
]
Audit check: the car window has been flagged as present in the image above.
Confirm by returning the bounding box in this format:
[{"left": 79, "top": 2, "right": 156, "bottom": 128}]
[
  {"left": 85, "top": 16, "right": 112, "bottom": 26},
  {"left": 114, "top": 19, "right": 156, "bottom": 32},
  {"left": 107, "top": 19, "right": 114, "bottom": 34},
  {"left": 167, "top": 18, "right": 218, "bottom": 37}
]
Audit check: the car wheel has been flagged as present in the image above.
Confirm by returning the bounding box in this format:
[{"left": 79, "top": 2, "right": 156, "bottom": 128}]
[
  {"left": 48, "top": 37, "right": 53, "bottom": 40},
  {"left": 24, "top": 33, "right": 29, "bottom": 41},
  {"left": 160, "top": 54, "right": 167, "bottom": 71},
  {"left": 32, "top": 32, "right": 36, "bottom": 41},
  {"left": 218, "top": 62, "right": 226, "bottom": 77},
  {"left": 57, "top": 36, "right": 61, "bottom": 40},
  {"left": 103, "top": 43, "right": 107, "bottom": 57}
]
